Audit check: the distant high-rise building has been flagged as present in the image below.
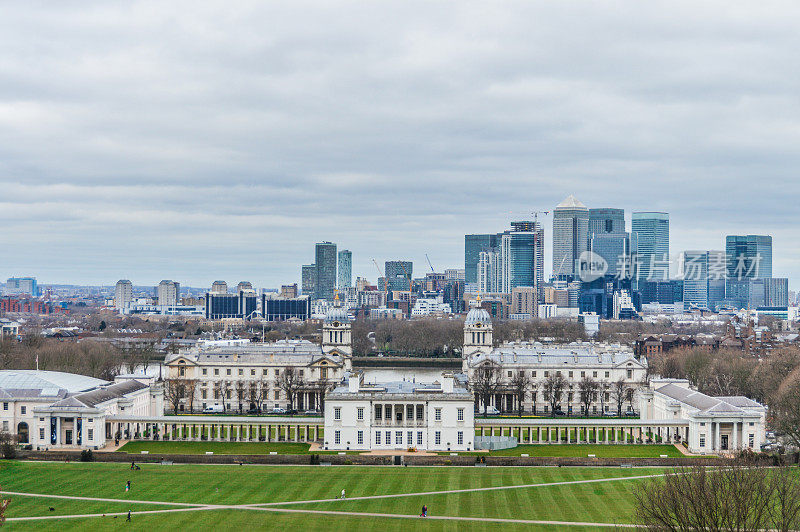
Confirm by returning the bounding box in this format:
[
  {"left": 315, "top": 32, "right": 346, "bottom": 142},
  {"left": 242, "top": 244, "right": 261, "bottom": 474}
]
[
  {"left": 631, "top": 212, "right": 670, "bottom": 283},
  {"left": 682, "top": 250, "right": 726, "bottom": 310},
  {"left": 206, "top": 291, "right": 258, "bottom": 320},
  {"left": 236, "top": 281, "right": 254, "bottom": 293},
  {"left": 301, "top": 264, "right": 316, "bottom": 295},
  {"left": 210, "top": 280, "right": 228, "bottom": 294},
  {"left": 337, "top": 250, "right": 352, "bottom": 289},
  {"left": 5, "top": 277, "right": 38, "bottom": 297},
  {"left": 385, "top": 261, "right": 413, "bottom": 292},
  {"left": 552, "top": 195, "right": 589, "bottom": 278},
  {"left": 510, "top": 286, "right": 537, "bottom": 318},
  {"left": 262, "top": 294, "right": 310, "bottom": 321},
  {"left": 465, "top": 234, "right": 500, "bottom": 285},
  {"left": 588, "top": 208, "right": 629, "bottom": 279},
  {"left": 501, "top": 221, "right": 544, "bottom": 294},
  {"left": 477, "top": 250, "right": 501, "bottom": 293},
  {"left": 589, "top": 208, "right": 625, "bottom": 236},
  {"left": 157, "top": 280, "right": 180, "bottom": 306},
  {"left": 725, "top": 235, "right": 772, "bottom": 280},
  {"left": 444, "top": 268, "right": 465, "bottom": 281},
  {"left": 280, "top": 284, "right": 299, "bottom": 298},
  {"left": 315, "top": 242, "right": 337, "bottom": 300},
  {"left": 114, "top": 280, "right": 133, "bottom": 310}
]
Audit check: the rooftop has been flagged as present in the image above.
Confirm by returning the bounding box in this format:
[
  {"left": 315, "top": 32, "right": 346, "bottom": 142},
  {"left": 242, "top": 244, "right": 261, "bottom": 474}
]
[{"left": 0, "top": 370, "right": 108, "bottom": 396}]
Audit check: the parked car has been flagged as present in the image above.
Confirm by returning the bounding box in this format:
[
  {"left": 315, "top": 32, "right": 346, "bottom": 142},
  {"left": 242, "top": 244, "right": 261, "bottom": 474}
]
[
  {"left": 203, "top": 404, "right": 224, "bottom": 414},
  {"left": 624, "top": 410, "right": 638, "bottom": 417},
  {"left": 304, "top": 409, "right": 321, "bottom": 416},
  {"left": 269, "top": 407, "right": 287, "bottom": 414},
  {"left": 481, "top": 406, "right": 500, "bottom": 415},
  {"left": 553, "top": 410, "right": 567, "bottom": 417}
]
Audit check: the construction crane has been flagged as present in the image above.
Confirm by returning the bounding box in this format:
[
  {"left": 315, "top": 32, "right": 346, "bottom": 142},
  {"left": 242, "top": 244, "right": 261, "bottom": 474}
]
[
  {"left": 530, "top": 210, "right": 550, "bottom": 227},
  {"left": 372, "top": 259, "right": 388, "bottom": 303},
  {"left": 425, "top": 254, "right": 435, "bottom": 273}
]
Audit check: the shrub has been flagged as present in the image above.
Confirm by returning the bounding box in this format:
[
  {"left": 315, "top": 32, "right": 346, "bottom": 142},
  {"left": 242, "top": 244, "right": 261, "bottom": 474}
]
[{"left": 80, "top": 449, "right": 94, "bottom": 462}]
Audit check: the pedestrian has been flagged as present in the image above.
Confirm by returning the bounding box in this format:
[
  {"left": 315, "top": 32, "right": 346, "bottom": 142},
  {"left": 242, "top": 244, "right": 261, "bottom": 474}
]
[
  {"left": 131, "top": 461, "right": 135, "bottom": 470},
  {"left": 340, "top": 489, "right": 345, "bottom": 499},
  {"left": 125, "top": 480, "right": 131, "bottom": 492},
  {"left": 421, "top": 504, "right": 427, "bottom": 517},
  {"left": 126, "top": 510, "right": 131, "bottom": 522}
]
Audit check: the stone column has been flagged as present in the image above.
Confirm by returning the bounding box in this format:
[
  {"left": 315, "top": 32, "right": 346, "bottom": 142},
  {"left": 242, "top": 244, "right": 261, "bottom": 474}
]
[
  {"left": 604, "top": 427, "right": 609, "bottom": 444},
  {"left": 732, "top": 421, "right": 738, "bottom": 450}
]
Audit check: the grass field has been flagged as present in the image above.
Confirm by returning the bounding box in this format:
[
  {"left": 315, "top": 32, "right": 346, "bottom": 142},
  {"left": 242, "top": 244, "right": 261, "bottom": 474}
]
[
  {"left": 116, "top": 441, "right": 358, "bottom": 455},
  {"left": 489, "top": 444, "right": 683, "bottom": 457},
  {"left": 0, "top": 461, "right": 668, "bottom": 530},
  {"left": 118, "top": 440, "right": 683, "bottom": 458}
]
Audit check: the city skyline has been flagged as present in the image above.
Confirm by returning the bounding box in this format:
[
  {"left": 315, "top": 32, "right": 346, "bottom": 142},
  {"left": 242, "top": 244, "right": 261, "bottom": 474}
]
[{"left": 2, "top": 3, "right": 799, "bottom": 288}]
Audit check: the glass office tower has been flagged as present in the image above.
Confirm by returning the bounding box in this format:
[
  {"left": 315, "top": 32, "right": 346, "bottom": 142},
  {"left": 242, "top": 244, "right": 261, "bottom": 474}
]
[{"left": 631, "top": 212, "right": 670, "bottom": 284}]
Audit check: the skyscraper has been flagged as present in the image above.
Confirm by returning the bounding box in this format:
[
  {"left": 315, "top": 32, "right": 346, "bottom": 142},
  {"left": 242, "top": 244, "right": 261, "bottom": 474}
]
[
  {"left": 588, "top": 208, "right": 625, "bottom": 236},
  {"left": 682, "top": 250, "right": 726, "bottom": 310},
  {"left": 114, "top": 280, "right": 133, "bottom": 310},
  {"left": 725, "top": 235, "right": 772, "bottom": 280},
  {"left": 157, "top": 280, "right": 180, "bottom": 306},
  {"left": 301, "top": 264, "right": 316, "bottom": 296},
  {"left": 588, "top": 208, "right": 628, "bottom": 278},
  {"left": 385, "top": 261, "right": 413, "bottom": 292},
  {"left": 552, "top": 195, "right": 589, "bottom": 279},
  {"left": 631, "top": 212, "right": 670, "bottom": 283},
  {"left": 337, "top": 249, "right": 352, "bottom": 289},
  {"left": 315, "top": 242, "right": 337, "bottom": 300},
  {"left": 477, "top": 250, "right": 501, "bottom": 293},
  {"left": 465, "top": 234, "right": 500, "bottom": 285},
  {"left": 500, "top": 221, "right": 544, "bottom": 294}
]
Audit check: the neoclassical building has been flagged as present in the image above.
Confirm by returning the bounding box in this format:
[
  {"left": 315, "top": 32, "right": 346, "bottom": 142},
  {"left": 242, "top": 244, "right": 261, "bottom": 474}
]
[
  {"left": 324, "top": 372, "right": 475, "bottom": 452},
  {"left": 462, "top": 306, "right": 647, "bottom": 415},
  {"left": 0, "top": 370, "right": 162, "bottom": 450},
  {"left": 164, "top": 307, "right": 353, "bottom": 412},
  {"left": 639, "top": 378, "right": 767, "bottom": 454}
]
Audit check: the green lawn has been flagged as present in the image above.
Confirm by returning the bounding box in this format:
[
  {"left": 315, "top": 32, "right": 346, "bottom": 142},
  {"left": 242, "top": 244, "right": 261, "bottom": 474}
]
[
  {"left": 0, "top": 461, "right": 668, "bottom": 530},
  {"left": 490, "top": 444, "right": 683, "bottom": 457},
  {"left": 116, "top": 441, "right": 358, "bottom": 455}
]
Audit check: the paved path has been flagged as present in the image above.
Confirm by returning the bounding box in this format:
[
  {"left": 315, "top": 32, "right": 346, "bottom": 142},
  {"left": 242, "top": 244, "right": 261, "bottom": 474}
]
[{"left": 1, "top": 470, "right": 664, "bottom": 527}]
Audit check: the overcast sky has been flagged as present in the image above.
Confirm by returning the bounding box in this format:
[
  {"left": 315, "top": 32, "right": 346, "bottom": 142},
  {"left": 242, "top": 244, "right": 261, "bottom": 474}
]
[{"left": 1, "top": 1, "right": 799, "bottom": 289}]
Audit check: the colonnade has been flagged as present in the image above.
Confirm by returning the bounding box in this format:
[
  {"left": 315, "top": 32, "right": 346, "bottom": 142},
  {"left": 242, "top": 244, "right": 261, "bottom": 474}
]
[
  {"left": 111, "top": 419, "right": 323, "bottom": 443},
  {"left": 475, "top": 422, "right": 689, "bottom": 445}
]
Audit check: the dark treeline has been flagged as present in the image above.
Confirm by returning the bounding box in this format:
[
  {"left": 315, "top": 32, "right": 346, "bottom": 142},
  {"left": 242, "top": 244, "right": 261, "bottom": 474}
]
[{"left": 0, "top": 337, "right": 159, "bottom": 381}]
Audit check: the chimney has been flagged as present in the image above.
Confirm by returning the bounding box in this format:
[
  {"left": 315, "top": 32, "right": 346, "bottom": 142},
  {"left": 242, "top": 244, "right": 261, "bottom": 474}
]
[
  {"left": 348, "top": 373, "right": 361, "bottom": 393},
  {"left": 441, "top": 373, "right": 454, "bottom": 393}
]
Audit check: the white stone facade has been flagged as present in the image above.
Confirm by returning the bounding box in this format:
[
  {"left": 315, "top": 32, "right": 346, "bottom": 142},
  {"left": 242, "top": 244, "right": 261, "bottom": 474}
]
[
  {"left": 639, "top": 378, "right": 767, "bottom": 454},
  {"left": 324, "top": 374, "right": 475, "bottom": 452}
]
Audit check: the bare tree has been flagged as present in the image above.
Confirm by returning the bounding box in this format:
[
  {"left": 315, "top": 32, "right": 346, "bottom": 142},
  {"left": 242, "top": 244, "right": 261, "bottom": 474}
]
[
  {"left": 164, "top": 378, "right": 188, "bottom": 415},
  {"left": 472, "top": 366, "right": 501, "bottom": 415},
  {"left": 635, "top": 462, "right": 800, "bottom": 532},
  {"left": 278, "top": 367, "right": 304, "bottom": 414},
  {"left": 234, "top": 380, "right": 246, "bottom": 412},
  {"left": 214, "top": 380, "right": 231, "bottom": 411},
  {"left": 543, "top": 372, "right": 567, "bottom": 417},
  {"left": 611, "top": 378, "right": 629, "bottom": 417},
  {"left": 771, "top": 376, "right": 800, "bottom": 448},
  {"left": 578, "top": 376, "right": 599, "bottom": 417},
  {"left": 509, "top": 370, "right": 530, "bottom": 417}
]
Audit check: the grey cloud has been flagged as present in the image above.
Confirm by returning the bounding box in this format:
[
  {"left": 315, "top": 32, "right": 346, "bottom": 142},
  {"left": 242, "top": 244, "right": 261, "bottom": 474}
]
[{"left": 0, "top": 1, "right": 799, "bottom": 287}]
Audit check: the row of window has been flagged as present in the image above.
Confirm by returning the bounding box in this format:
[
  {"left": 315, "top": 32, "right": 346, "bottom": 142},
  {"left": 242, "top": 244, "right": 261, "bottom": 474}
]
[
  {"left": 332, "top": 430, "right": 465, "bottom": 447},
  {"left": 505, "top": 369, "right": 635, "bottom": 380},
  {"left": 181, "top": 367, "right": 330, "bottom": 379},
  {"left": 2, "top": 403, "right": 25, "bottom": 414},
  {"left": 333, "top": 406, "right": 465, "bottom": 422}
]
